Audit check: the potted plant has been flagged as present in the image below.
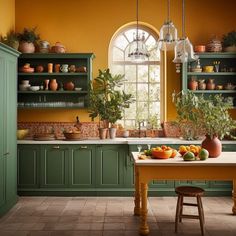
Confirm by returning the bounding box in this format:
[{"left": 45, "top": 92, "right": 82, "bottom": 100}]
[
  {"left": 88, "top": 69, "right": 133, "bottom": 139},
  {"left": 222, "top": 30, "right": 236, "bottom": 52},
  {"left": 18, "top": 27, "right": 40, "bottom": 53},
  {"left": 173, "top": 90, "right": 236, "bottom": 157},
  {"left": 0, "top": 30, "right": 19, "bottom": 50}
]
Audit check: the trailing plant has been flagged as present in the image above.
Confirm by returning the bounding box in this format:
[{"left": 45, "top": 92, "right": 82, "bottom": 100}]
[
  {"left": 88, "top": 69, "right": 134, "bottom": 128},
  {"left": 222, "top": 30, "right": 236, "bottom": 48},
  {"left": 18, "top": 27, "right": 40, "bottom": 43}
]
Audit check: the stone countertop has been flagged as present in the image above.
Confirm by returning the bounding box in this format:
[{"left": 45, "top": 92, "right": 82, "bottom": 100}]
[{"left": 17, "top": 138, "right": 236, "bottom": 145}]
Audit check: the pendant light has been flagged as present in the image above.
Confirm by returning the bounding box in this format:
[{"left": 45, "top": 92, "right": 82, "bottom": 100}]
[
  {"left": 158, "top": 0, "right": 178, "bottom": 51},
  {"left": 173, "top": 0, "right": 198, "bottom": 63},
  {"left": 128, "top": 0, "right": 149, "bottom": 62}
]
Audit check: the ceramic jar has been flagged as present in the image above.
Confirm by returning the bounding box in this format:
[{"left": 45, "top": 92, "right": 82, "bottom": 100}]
[
  {"left": 49, "top": 79, "right": 58, "bottom": 91},
  {"left": 198, "top": 79, "right": 206, "bottom": 90},
  {"left": 18, "top": 41, "right": 35, "bottom": 53},
  {"left": 202, "top": 135, "right": 222, "bottom": 157},
  {"left": 188, "top": 77, "right": 198, "bottom": 90},
  {"left": 206, "top": 79, "right": 215, "bottom": 90},
  {"left": 64, "top": 81, "right": 75, "bottom": 91},
  {"left": 60, "top": 64, "right": 69, "bottom": 73}
]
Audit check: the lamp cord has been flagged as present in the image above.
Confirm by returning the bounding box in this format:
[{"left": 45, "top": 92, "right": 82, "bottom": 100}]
[
  {"left": 167, "top": 0, "right": 170, "bottom": 22},
  {"left": 182, "top": 0, "right": 185, "bottom": 38}
]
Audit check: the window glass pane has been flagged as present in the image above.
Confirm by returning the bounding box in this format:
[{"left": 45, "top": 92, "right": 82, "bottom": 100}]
[
  {"left": 138, "top": 65, "right": 148, "bottom": 82},
  {"left": 149, "top": 83, "right": 160, "bottom": 101},
  {"left": 124, "top": 29, "right": 135, "bottom": 43},
  {"left": 149, "top": 102, "right": 160, "bottom": 118},
  {"left": 125, "top": 83, "right": 136, "bottom": 99},
  {"left": 114, "top": 34, "right": 129, "bottom": 50},
  {"left": 125, "top": 120, "right": 136, "bottom": 129},
  {"left": 125, "top": 65, "right": 136, "bottom": 82},
  {"left": 137, "top": 102, "right": 149, "bottom": 120},
  {"left": 111, "top": 65, "right": 124, "bottom": 75},
  {"left": 137, "top": 84, "right": 148, "bottom": 101},
  {"left": 149, "top": 65, "right": 160, "bottom": 83},
  {"left": 146, "top": 35, "right": 157, "bottom": 51},
  {"left": 113, "top": 47, "right": 124, "bottom": 61},
  {"left": 125, "top": 103, "right": 137, "bottom": 119}
]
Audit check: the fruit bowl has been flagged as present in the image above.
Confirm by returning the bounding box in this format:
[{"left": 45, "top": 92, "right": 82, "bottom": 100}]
[
  {"left": 63, "top": 132, "right": 81, "bottom": 140},
  {"left": 151, "top": 149, "right": 173, "bottom": 159},
  {"left": 17, "top": 129, "right": 29, "bottom": 140}
]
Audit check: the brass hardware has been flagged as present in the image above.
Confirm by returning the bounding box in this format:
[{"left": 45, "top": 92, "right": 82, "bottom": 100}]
[
  {"left": 80, "top": 146, "right": 87, "bottom": 149},
  {"left": 53, "top": 146, "right": 60, "bottom": 149}
]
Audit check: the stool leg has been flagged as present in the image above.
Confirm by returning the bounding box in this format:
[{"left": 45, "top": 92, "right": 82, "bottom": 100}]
[
  {"left": 199, "top": 196, "right": 205, "bottom": 223},
  {"left": 175, "top": 195, "right": 182, "bottom": 233},
  {"left": 179, "top": 195, "right": 183, "bottom": 223},
  {"left": 197, "top": 196, "right": 205, "bottom": 236}
]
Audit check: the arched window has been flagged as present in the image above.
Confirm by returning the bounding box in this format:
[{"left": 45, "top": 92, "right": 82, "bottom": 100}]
[{"left": 109, "top": 24, "right": 165, "bottom": 129}]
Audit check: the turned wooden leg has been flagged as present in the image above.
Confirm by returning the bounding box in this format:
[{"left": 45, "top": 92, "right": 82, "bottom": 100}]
[
  {"left": 175, "top": 195, "right": 181, "bottom": 233},
  {"left": 134, "top": 166, "right": 141, "bottom": 216},
  {"left": 232, "top": 179, "right": 236, "bottom": 215},
  {"left": 139, "top": 183, "right": 149, "bottom": 235},
  {"left": 197, "top": 196, "right": 205, "bottom": 236}
]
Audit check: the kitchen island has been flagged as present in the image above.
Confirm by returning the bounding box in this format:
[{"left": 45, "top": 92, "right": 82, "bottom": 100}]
[
  {"left": 131, "top": 151, "right": 236, "bottom": 235},
  {"left": 17, "top": 138, "right": 236, "bottom": 196}
]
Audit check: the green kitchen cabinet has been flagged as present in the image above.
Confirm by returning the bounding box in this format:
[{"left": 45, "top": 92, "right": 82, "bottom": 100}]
[
  {"left": 18, "top": 53, "right": 94, "bottom": 109},
  {"left": 96, "top": 145, "right": 127, "bottom": 188},
  {"left": 0, "top": 43, "right": 20, "bottom": 216},
  {"left": 40, "top": 145, "right": 69, "bottom": 188},
  {"left": 69, "top": 145, "right": 96, "bottom": 188},
  {"left": 17, "top": 145, "right": 40, "bottom": 189}
]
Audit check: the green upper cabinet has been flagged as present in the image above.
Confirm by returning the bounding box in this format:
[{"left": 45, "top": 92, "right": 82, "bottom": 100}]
[
  {"left": 17, "top": 145, "right": 40, "bottom": 189},
  {"left": 96, "top": 145, "right": 127, "bottom": 188},
  {"left": 69, "top": 145, "right": 96, "bottom": 188},
  {"left": 40, "top": 145, "right": 69, "bottom": 188},
  {"left": 18, "top": 53, "right": 94, "bottom": 109},
  {"left": 182, "top": 52, "right": 236, "bottom": 108}
]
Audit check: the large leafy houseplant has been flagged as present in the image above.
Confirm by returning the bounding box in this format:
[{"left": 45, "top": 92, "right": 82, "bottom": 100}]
[{"left": 88, "top": 69, "right": 133, "bottom": 137}]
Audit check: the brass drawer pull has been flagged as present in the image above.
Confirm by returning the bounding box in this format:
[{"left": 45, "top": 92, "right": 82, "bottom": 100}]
[
  {"left": 80, "top": 146, "right": 87, "bottom": 149},
  {"left": 53, "top": 146, "right": 60, "bottom": 149}
]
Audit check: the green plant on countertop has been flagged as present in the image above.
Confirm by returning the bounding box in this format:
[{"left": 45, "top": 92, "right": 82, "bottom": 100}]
[
  {"left": 173, "top": 90, "right": 236, "bottom": 140},
  {"left": 88, "top": 68, "right": 134, "bottom": 128},
  {"left": 0, "top": 30, "right": 19, "bottom": 49},
  {"left": 18, "top": 27, "right": 40, "bottom": 43},
  {"left": 222, "top": 30, "right": 236, "bottom": 48}
]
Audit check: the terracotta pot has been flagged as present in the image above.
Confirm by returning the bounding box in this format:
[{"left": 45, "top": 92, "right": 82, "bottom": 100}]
[
  {"left": 201, "top": 135, "right": 222, "bottom": 157},
  {"left": 18, "top": 41, "right": 35, "bottom": 53},
  {"left": 206, "top": 79, "right": 215, "bottom": 90},
  {"left": 198, "top": 80, "right": 206, "bottom": 90},
  {"left": 188, "top": 78, "right": 198, "bottom": 90},
  {"left": 99, "top": 128, "right": 108, "bottom": 139},
  {"left": 64, "top": 81, "right": 75, "bottom": 91},
  {"left": 49, "top": 79, "right": 58, "bottom": 91}
]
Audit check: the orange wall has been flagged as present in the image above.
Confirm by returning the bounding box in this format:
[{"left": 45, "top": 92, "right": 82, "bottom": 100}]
[
  {"left": 15, "top": 0, "right": 236, "bottom": 122},
  {"left": 0, "top": 0, "right": 15, "bottom": 35}
]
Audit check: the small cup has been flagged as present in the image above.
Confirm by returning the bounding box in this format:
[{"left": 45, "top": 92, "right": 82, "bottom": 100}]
[
  {"left": 48, "top": 63, "right": 53, "bottom": 73},
  {"left": 54, "top": 64, "right": 60, "bottom": 73}
]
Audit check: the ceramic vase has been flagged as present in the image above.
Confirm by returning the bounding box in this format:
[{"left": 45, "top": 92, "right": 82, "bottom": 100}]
[
  {"left": 201, "top": 135, "right": 222, "bottom": 157},
  {"left": 206, "top": 79, "right": 215, "bottom": 90},
  {"left": 109, "top": 128, "right": 117, "bottom": 139},
  {"left": 49, "top": 79, "right": 58, "bottom": 91},
  {"left": 188, "top": 77, "right": 198, "bottom": 90},
  {"left": 99, "top": 128, "right": 108, "bottom": 139},
  {"left": 198, "top": 80, "right": 206, "bottom": 90},
  {"left": 18, "top": 41, "right": 35, "bottom": 53}
]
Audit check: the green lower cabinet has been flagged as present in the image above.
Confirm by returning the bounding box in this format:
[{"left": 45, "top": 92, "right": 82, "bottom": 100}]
[
  {"left": 0, "top": 157, "right": 5, "bottom": 208},
  {"left": 17, "top": 145, "right": 40, "bottom": 189},
  {"left": 96, "top": 145, "right": 126, "bottom": 188},
  {"left": 69, "top": 145, "right": 95, "bottom": 188},
  {"left": 40, "top": 145, "right": 69, "bottom": 188}
]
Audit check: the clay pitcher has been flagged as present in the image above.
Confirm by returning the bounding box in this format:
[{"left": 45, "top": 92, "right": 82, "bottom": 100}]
[
  {"left": 49, "top": 79, "right": 58, "bottom": 91},
  {"left": 201, "top": 135, "right": 222, "bottom": 157},
  {"left": 188, "top": 77, "right": 198, "bottom": 90}
]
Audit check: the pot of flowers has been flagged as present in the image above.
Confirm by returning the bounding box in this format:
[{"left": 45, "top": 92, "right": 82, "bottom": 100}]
[
  {"left": 88, "top": 69, "right": 134, "bottom": 139},
  {"left": 222, "top": 30, "right": 236, "bottom": 52},
  {"left": 173, "top": 90, "right": 236, "bottom": 157},
  {"left": 18, "top": 27, "right": 40, "bottom": 53}
]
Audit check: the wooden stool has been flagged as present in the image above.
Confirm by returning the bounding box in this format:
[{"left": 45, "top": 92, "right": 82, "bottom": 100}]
[{"left": 175, "top": 186, "right": 205, "bottom": 236}]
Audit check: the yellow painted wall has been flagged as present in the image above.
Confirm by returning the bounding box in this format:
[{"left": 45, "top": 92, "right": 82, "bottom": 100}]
[
  {"left": 15, "top": 0, "right": 236, "bottom": 122},
  {"left": 0, "top": 0, "right": 15, "bottom": 35}
]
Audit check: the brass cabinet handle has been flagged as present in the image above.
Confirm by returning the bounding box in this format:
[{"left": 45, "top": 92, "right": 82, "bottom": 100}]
[
  {"left": 53, "top": 146, "right": 60, "bottom": 149},
  {"left": 3, "top": 152, "right": 10, "bottom": 156},
  {"left": 80, "top": 146, "right": 87, "bottom": 149}
]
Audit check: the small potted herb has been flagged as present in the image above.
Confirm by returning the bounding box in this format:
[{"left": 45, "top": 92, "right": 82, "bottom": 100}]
[
  {"left": 222, "top": 30, "right": 236, "bottom": 52},
  {"left": 18, "top": 27, "right": 40, "bottom": 53},
  {"left": 0, "top": 30, "right": 19, "bottom": 50}
]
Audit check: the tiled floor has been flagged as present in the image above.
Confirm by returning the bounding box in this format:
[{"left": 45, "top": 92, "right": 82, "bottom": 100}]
[{"left": 0, "top": 196, "right": 235, "bottom": 236}]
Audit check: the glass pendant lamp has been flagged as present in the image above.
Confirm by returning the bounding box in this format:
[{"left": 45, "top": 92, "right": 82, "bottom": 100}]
[
  {"left": 128, "top": 0, "right": 149, "bottom": 62},
  {"left": 158, "top": 0, "right": 178, "bottom": 51},
  {"left": 173, "top": 0, "right": 198, "bottom": 63}
]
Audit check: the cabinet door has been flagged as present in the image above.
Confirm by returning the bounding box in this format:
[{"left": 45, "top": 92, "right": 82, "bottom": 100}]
[
  {"left": 69, "top": 145, "right": 95, "bottom": 188},
  {"left": 96, "top": 145, "right": 126, "bottom": 188},
  {"left": 40, "top": 145, "right": 69, "bottom": 188},
  {"left": 17, "top": 145, "right": 40, "bottom": 189}
]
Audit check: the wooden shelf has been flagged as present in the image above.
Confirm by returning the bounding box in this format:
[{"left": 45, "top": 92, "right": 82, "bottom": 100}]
[
  {"left": 18, "top": 72, "right": 87, "bottom": 76},
  {"left": 18, "top": 90, "right": 88, "bottom": 94},
  {"left": 191, "top": 90, "right": 236, "bottom": 94},
  {"left": 187, "top": 72, "right": 236, "bottom": 76}
]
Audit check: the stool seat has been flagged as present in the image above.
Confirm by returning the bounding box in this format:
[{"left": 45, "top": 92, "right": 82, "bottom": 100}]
[
  {"left": 175, "top": 186, "right": 205, "bottom": 197},
  {"left": 175, "top": 186, "right": 205, "bottom": 236}
]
